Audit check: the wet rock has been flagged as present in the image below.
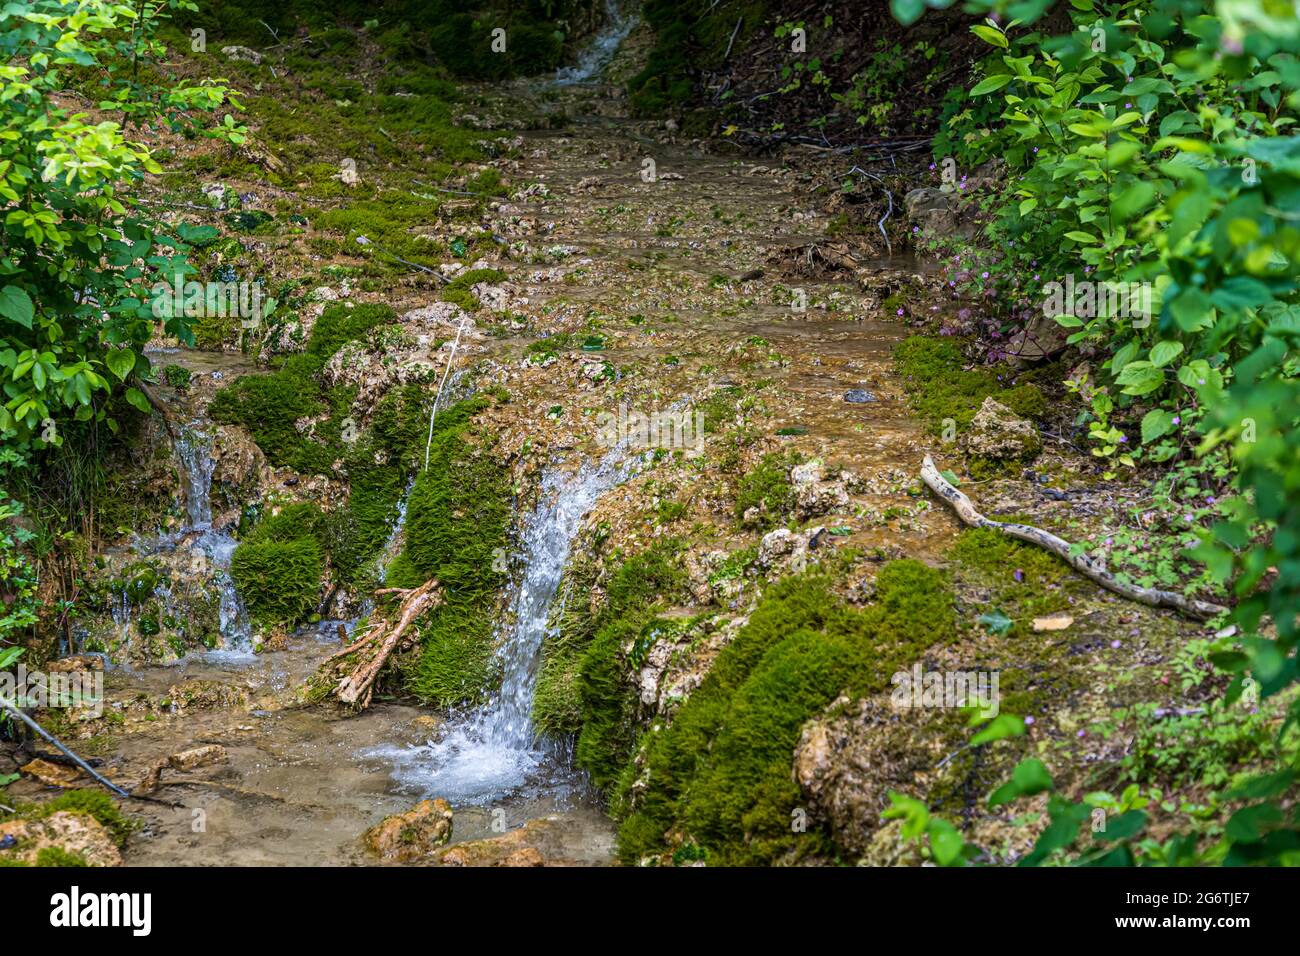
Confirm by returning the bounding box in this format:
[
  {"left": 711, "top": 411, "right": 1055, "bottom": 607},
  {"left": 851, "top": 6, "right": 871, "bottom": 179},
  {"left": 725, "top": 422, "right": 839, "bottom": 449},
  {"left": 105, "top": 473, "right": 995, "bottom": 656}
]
[
  {"left": 904, "top": 187, "right": 962, "bottom": 239},
  {"left": 793, "top": 697, "right": 952, "bottom": 859},
  {"left": 430, "top": 815, "right": 583, "bottom": 867},
  {"left": 0, "top": 811, "right": 122, "bottom": 867},
  {"left": 790, "top": 459, "right": 850, "bottom": 520},
  {"left": 758, "top": 526, "right": 824, "bottom": 574},
  {"left": 364, "top": 799, "right": 454, "bottom": 862},
  {"left": 168, "top": 744, "right": 228, "bottom": 772},
  {"left": 20, "top": 758, "right": 83, "bottom": 788},
  {"left": 843, "top": 389, "right": 875, "bottom": 403},
  {"left": 962, "top": 397, "right": 1042, "bottom": 461},
  {"left": 47, "top": 655, "right": 104, "bottom": 673}
]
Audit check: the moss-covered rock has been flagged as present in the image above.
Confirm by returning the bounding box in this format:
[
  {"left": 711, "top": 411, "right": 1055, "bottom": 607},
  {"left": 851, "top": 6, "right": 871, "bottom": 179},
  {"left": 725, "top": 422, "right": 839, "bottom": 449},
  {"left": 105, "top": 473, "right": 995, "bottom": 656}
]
[
  {"left": 230, "top": 503, "right": 328, "bottom": 628},
  {"left": 394, "top": 396, "right": 513, "bottom": 707},
  {"left": 613, "top": 560, "right": 955, "bottom": 865}
]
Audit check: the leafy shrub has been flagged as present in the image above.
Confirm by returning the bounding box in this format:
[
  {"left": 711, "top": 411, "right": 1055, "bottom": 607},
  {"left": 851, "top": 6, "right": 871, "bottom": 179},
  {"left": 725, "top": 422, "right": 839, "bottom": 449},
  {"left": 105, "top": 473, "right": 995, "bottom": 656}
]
[{"left": 0, "top": 0, "right": 242, "bottom": 468}]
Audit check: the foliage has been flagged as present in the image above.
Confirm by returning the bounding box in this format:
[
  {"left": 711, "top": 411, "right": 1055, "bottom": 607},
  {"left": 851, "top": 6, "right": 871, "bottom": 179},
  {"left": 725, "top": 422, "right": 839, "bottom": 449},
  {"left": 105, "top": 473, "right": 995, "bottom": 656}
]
[{"left": 0, "top": 0, "right": 243, "bottom": 469}]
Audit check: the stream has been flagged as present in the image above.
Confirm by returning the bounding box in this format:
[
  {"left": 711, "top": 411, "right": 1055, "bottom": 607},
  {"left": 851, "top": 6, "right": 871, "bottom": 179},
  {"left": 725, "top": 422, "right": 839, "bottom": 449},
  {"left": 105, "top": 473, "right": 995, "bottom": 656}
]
[{"left": 73, "top": 10, "right": 946, "bottom": 866}]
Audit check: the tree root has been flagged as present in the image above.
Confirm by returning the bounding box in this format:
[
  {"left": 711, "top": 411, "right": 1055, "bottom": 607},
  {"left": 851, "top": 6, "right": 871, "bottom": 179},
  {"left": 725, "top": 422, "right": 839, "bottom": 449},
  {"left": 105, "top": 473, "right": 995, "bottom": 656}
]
[
  {"left": 313, "top": 580, "right": 442, "bottom": 709},
  {"left": 920, "top": 455, "right": 1227, "bottom": 621}
]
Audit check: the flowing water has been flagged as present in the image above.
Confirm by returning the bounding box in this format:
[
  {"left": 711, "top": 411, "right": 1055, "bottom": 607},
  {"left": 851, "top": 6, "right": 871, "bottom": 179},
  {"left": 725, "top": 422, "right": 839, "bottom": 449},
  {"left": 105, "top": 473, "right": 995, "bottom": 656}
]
[
  {"left": 371, "top": 452, "right": 628, "bottom": 804},
  {"left": 555, "top": 0, "right": 639, "bottom": 86}
]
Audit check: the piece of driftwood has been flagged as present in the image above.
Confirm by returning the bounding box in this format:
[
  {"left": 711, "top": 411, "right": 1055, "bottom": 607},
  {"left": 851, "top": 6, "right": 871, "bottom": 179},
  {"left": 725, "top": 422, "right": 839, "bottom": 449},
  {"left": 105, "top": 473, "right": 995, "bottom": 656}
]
[
  {"left": 920, "top": 455, "right": 1227, "bottom": 620},
  {"left": 318, "top": 580, "right": 442, "bottom": 709}
]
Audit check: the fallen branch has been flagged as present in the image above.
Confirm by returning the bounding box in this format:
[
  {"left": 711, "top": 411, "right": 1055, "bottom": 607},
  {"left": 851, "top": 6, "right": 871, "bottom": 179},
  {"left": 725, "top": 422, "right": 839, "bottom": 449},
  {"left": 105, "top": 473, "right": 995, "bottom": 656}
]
[
  {"left": 313, "top": 579, "right": 442, "bottom": 709},
  {"left": 920, "top": 455, "right": 1228, "bottom": 620},
  {"left": 0, "top": 688, "right": 129, "bottom": 799}
]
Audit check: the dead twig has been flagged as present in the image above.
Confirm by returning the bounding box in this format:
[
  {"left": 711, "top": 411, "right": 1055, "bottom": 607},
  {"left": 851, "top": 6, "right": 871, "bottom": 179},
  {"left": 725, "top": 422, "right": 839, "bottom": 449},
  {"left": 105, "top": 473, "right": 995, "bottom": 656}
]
[{"left": 920, "top": 455, "right": 1228, "bottom": 620}]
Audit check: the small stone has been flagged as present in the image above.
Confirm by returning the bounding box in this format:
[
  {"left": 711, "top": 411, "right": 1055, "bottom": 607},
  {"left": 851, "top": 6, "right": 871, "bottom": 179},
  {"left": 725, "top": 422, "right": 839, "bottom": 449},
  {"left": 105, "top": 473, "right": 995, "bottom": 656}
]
[
  {"left": 843, "top": 389, "right": 876, "bottom": 404},
  {"left": 364, "top": 799, "right": 453, "bottom": 862},
  {"left": 168, "top": 744, "right": 228, "bottom": 772},
  {"left": 20, "top": 758, "right": 83, "bottom": 788},
  {"left": 220, "top": 45, "right": 262, "bottom": 65}
]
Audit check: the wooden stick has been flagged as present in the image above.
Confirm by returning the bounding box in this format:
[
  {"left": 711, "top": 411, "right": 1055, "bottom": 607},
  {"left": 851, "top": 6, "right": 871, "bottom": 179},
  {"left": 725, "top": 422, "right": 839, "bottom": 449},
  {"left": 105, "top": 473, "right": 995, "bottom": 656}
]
[
  {"left": 324, "top": 579, "right": 442, "bottom": 708},
  {"left": 920, "top": 455, "right": 1228, "bottom": 620}
]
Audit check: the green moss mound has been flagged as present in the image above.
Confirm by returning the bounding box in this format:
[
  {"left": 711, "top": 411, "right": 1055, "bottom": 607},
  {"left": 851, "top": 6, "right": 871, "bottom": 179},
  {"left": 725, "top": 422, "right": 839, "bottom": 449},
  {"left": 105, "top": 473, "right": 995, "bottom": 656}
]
[
  {"left": 307, "top": 302, "right": 396, "bottom": 359},
  {"left": 893, "top": 336, "right": 1046, "bottom": 431},
  {"left": 25, "top": 790, "right": 134, "bottom": 847},
  {"left": 614, "top": 560, "right": 955, "bottom": 865},
  {"left": 231, "top": 536, "right": 324, "bottom": 628},
  {"left": 734, "top": 450, "right": 802, "bottom": 528},
  {"left": 395, "top": 396, "right": 513, "bottom": 707},
  {"left": 532, "top": 540, "right": 688, "bottom": 752}
]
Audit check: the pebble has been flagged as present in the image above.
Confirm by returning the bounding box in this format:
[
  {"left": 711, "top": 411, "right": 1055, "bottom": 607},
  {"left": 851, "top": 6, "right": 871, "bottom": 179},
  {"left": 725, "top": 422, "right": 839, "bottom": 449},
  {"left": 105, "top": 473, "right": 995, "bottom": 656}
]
[{"left": 843, "top": 389, "right": 876, "bottom": 404}]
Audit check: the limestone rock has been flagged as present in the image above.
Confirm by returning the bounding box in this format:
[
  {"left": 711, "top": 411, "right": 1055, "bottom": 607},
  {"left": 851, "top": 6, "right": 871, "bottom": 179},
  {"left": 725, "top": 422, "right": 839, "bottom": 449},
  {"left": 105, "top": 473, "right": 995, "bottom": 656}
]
[
  {"left": 430, "top": 815, "right": 585, "bottom": 867},
  {"left": 0, "top": 811, "right": 122, "bottom": 867},
  {"left": 962, "top": 397, "right": 1042, "bottom": 461},
  {"left": 758, "top": 526, "right": 824, "bottom": 574},
  {"left": 790, "top": 459, "right": 850, "bottom": 519},
  {"left": 364, "top": 799, "right": 453, "bottom": 862},
  {"left": 904, "top": 187, "right": 968, "bottom": 240},
  {"left": 793, "top": 697, "right": 952, "bottom": 859},
  {"left": 221, "top": 45, "right": 262, "bottom": 65},
  {"left": 20, "top": 758, "right": 83, "bottom": 788},
  {"left": 168, "top": 744, "right": 228, "bottom": 772}
]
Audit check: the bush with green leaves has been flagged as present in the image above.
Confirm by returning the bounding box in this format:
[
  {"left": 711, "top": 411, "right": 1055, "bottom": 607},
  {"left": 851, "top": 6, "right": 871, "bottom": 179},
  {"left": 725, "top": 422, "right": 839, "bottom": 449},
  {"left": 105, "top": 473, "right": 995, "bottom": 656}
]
[
  {"left": 896, "top": 0, "right": 1300, "bottom": 865},
  {"left": 0, "top": 0, "right": 243, "bottom": 470}
]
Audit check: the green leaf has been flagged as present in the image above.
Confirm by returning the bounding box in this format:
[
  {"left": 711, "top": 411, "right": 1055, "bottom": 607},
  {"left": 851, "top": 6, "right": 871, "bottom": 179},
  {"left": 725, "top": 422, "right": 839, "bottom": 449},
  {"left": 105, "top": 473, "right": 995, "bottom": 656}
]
[
  {"left": 1115, "top": 361, "right": 1164, "bottom": 396},
  {"left": 1149, "top": 340, "right": 1184, "bottom": 368},
  {"left": 0, "top": 773, "right": 19, "bottom": 788},
  {"left": 971, "top": 25, "right": 1008, "bottom": 48},
  {"left": 890, "top": 0, "right": 925, "bottom": 26},
  {"left": 105, "top": 347, "right": 136, "bottom": 382},
  {"left": 989, "top": 759, "right": 1054, "bottom": 808},
  {"left": 927, "top": 819, "right": 966, "bottom": 865},
  {"left": 970, "top": 714, "right": 1026, "bottom": 746},
  {"left": 970, "top": 74, "right": 1014, "bottom": 95},
  {"left": 125, "top": 387, "right": 151, "bottom": 414},
  {"left": 1140, "top": 409, "right": 1175, "bottom": 443},
  {"left": 0, "top": 285, "right": 35, "bottom": 330},
  {"left": 978, "top": 609, "right": 1013, "bottom": 636}
]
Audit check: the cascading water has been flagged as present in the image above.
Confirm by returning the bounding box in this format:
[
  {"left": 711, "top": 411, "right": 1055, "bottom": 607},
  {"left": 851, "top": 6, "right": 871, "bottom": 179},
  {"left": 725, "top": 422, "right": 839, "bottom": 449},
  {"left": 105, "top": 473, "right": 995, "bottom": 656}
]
[
  {"left": 372, "top": 452, "right": 628, "bottom": 803},
  {"left": 555, "top": 0, "right": 639, "bottom": 86},
  {"left": 156, "top": 425, "right": 252, "bottom": 656}
]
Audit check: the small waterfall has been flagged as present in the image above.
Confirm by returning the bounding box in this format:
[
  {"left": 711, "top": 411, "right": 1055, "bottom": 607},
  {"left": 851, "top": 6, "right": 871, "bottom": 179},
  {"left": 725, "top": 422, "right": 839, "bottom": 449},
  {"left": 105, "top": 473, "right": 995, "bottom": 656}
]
[
  {"left": 145, "top": 423, "right": 253, "bottom": 656},
  {"left": 372, "top": 452, "right": 628, "bottom": 803},
  {"left": 555, "top": 0, "right": 639, "bottom": 86}
]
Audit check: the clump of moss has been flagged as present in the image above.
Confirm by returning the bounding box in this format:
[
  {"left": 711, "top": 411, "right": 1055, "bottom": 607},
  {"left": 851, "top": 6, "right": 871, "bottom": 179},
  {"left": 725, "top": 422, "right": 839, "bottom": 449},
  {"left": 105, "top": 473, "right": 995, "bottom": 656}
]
[
  {"left": 950, "top": 525, "right": 1075, "bottom": 628},
  {"left": 209, "top": 353, "right": 341, "bottom": 474},
  {"left": 533, "top": 540, "right": 689, "bottom": 758},
  {"left": 328, "top": 384, "right": 431, "bottom": 585},
  {"left": 395, "top": 396, "right": 513, "bottom": 707},
  {"left": 893, "top": 336, "right": 1046, "bottom": 431},
  {"left": 734, "top": 451, "right": 802, "bottom": 528},
  {"left": 307, "top": 302, "right": 396, "bottom": 360},
  {"left": 27, "top": 790, "right": 135, "bottom": 847},
  {"left": 615, "top": 560, "right": 955, "bottom": 865},
  {"left": 440, "top": 268, "right": 507, "bottom": 312},
  {"left": 231, "top": 503, "right": 328, "bottom": 628},
  {"left": 231, "top": 538, "right": 324, "bottom": 628}
]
